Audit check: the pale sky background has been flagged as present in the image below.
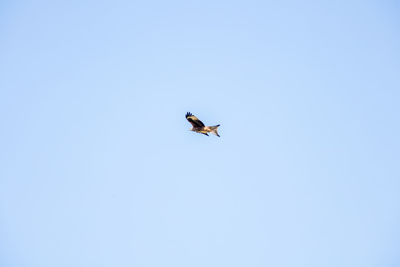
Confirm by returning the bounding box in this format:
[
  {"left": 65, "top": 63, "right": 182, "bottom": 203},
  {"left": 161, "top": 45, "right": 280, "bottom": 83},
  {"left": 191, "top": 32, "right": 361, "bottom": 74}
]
[{"left": 1, "top": 1, "right": 400, "bottom": 267}]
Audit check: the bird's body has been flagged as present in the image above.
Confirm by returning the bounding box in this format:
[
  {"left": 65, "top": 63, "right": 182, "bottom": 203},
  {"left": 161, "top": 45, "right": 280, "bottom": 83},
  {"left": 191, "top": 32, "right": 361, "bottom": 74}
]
[{"left": 185, "top": 112, "right": 220, "bottom": 137}]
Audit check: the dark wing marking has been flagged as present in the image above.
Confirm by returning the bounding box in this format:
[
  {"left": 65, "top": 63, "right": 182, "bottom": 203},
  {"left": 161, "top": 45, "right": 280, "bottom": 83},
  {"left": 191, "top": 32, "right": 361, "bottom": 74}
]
[{"left": 185, "top": 112, "right": 205, "bottom": 127}]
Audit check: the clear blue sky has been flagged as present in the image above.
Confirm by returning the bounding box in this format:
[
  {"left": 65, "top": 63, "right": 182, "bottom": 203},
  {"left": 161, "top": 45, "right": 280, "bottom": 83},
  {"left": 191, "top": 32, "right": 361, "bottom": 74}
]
[{"left": 1, "top": 1, "right": 399, "bottom": 266}]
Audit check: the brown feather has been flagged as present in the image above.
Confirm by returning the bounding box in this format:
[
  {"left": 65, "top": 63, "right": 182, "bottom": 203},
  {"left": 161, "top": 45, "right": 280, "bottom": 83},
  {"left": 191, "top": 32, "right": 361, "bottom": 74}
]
[{"left": 185, "top": 112, "right": 205, "bottom": 127}]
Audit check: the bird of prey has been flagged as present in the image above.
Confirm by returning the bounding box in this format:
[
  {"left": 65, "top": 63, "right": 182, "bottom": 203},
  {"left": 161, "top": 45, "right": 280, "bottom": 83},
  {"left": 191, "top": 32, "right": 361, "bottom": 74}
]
[{"left": 185, "top": 112, "right": 220, "bottom": 137}]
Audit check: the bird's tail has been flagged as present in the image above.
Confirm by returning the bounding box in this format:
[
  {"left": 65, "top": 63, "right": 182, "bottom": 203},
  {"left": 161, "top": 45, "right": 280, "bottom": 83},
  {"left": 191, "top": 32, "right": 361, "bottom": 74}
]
[{"left": 209, "top": 125, "right": 220, "bottom": 137}]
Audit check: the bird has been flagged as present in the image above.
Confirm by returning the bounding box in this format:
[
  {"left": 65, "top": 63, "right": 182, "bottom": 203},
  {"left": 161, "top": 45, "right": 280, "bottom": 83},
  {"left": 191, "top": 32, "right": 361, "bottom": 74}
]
[{"left": 185, "top": 112, "right": 220, "bottom": 137}]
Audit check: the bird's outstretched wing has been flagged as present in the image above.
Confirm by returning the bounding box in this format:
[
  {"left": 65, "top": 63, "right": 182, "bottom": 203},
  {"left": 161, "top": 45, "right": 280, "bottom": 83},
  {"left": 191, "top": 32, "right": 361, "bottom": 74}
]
[{"left": 185, "top": 112, "right": 205, "bottom": 127}]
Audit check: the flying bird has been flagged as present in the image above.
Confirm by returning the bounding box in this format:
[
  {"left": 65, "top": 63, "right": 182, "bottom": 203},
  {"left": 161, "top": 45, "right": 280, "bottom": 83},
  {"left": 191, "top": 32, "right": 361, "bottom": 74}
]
[{"left": 185, "top": 112, "right": 220, "bottom": 137}]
